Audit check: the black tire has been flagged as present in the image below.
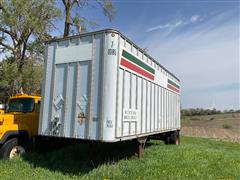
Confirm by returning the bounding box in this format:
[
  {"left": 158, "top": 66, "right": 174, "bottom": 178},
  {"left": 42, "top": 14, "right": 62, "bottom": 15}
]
[
  {"left": 164, "top": 134, "right": 170, "bottom": 144},
  {"left": 0, "top": 138, "right": 25, "bottom": 159},
  {"left": 165, "top": 131, "right": 180, "bottom": 145}
]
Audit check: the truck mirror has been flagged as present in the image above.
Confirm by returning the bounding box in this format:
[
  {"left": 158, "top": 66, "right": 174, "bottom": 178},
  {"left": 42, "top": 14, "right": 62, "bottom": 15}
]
[{"left": 0, "top": 104, "right": 5, "bottom": 110}]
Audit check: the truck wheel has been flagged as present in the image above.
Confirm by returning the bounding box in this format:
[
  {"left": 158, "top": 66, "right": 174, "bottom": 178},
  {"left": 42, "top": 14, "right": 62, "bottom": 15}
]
[
  {"left": 164, "top": 135, "right": 170, "bottom": 144},
  {"left": 0, "top": 138, "right": 25, "bottom": 159},
  {"left": 169, "top": 131, "right": 180, "bottom": 145}
]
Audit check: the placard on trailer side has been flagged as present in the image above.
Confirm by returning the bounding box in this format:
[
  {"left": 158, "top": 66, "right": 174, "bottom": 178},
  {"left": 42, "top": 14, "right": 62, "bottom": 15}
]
[{"left": 39, "top": 29, "right": 181, "bottom": 142}]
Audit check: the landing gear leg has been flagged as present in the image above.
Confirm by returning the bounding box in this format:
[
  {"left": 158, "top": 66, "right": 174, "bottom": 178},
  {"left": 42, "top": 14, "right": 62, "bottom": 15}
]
[{"left": 136, "top": 137, "right": 147, "bottom": 158}]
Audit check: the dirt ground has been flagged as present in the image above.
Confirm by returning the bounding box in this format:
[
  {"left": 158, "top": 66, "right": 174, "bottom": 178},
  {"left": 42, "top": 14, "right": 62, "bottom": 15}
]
[{"left": 181, "top": 113, "right": 240, "bottom": 143}]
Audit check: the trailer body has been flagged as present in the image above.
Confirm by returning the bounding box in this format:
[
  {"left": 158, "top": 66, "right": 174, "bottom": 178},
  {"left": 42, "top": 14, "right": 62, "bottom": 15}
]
[{"left": 39, "top": 29, "right": 181, "bottom": 142}]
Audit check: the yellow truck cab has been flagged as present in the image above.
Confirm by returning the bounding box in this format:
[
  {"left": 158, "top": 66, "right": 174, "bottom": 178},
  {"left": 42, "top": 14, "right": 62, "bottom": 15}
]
[{"left": 0, "top": 94, "right": 41, "bottom": 159}]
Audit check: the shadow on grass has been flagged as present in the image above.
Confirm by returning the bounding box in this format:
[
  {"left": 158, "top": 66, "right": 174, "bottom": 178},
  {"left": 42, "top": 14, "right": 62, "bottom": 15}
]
[{"left": 22, "top": 139, "right": 157, "bottom": 176}]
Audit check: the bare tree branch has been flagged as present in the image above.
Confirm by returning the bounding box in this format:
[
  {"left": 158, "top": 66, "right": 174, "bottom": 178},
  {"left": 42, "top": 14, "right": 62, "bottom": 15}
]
[
  {"left": 0, "top": 0, "right": 4, "bottom": 10},
  {"left": 96, "top": 0, "right": 115, "bottom": 21},
  {"left": 62, "top": 0, "right": 116, "bottom": 36},
  {"left": 0, "top": 40, "right": 14, "bottom": 52},
  {"left": 62, "top": 0, "right": 67, "bottom": 6},
  {"left": 0, "top": 27, "right": 16, "bottom": 38}
]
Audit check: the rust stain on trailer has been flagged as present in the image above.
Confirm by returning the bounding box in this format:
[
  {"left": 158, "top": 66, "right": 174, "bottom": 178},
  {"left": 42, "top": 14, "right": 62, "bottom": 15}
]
[{"left": 78, "top": 112, "right": 86, "bottom": 125}]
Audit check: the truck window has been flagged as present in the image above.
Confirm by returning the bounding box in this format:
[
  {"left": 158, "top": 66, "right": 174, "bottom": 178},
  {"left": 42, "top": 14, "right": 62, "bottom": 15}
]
[{"left": 7, "top": 98, "right": 34, "bottom": 113}]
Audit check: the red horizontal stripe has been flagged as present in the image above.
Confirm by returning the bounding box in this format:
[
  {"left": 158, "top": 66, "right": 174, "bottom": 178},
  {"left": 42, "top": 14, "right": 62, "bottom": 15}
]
[
  {"left": 120, "top": 58, "right": 154, "bottom": 80},
  {"left": 167, "top": 84, "right": 180, "bottom": 93}
]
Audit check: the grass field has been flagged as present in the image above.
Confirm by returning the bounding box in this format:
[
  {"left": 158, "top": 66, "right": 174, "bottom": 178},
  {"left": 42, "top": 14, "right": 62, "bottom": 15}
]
[
  {"left": 181, "top": 113, "right": 239, "bottom": 130},
  {"left": 0, "top": 136, "right": 239, "bottom": 180},
  {"left": 181, "top": 113, "right": 240, "bottom": 143}
]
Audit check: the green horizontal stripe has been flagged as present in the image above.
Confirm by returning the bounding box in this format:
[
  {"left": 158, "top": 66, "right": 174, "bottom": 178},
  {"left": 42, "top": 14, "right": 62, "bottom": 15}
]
[
  {"left": 122, "top": 50, "right": 155, "bottom": 74},
  {"left": 168, "top": 79, "right": 180, "bottom": 89}
]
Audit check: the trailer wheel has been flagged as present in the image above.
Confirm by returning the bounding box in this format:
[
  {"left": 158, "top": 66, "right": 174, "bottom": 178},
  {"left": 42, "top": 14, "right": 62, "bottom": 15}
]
[
  {"left": 0, "top": 138, "right": 25, "bottom": 159},
  {"left": 164, "top": 135, "right": 170, "bottom": 144},
  {"left": 169, "top": 131, "right": 180, "bottom": 145}
]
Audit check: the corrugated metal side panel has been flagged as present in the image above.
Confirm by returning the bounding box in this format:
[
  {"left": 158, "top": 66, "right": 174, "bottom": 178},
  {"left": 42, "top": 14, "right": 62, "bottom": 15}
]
[
  {"left": 146, "top": 81, "right": 151, "bottom": 132},
  {"left": 155, "top": 84, "right": 158, "bottom": 130},
  {"left": 151, "top": 83, "right": 154, "bottom": 131},
  {"left": 123, "top": 71, "right": 130, "bottom": 136},
  {"left": 142, "top": 79, "right": 146, "bottom": 133},
  {"left": 136, "top": 76, "right": 142, "bottom": 134},
  {"left": 116, "top": 35, "right": 181, "bottom": 139}
]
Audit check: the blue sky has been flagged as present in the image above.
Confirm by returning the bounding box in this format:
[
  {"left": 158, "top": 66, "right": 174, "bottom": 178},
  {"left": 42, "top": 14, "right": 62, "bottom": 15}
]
[{"left": 57, "top": 1, "right": 239, "bottom": 110}]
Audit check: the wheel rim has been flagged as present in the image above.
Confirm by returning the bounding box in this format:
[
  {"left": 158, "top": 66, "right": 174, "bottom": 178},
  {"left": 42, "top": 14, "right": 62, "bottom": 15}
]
[{"left": 9, "top": 146, "right": 25, "bottom": 159}]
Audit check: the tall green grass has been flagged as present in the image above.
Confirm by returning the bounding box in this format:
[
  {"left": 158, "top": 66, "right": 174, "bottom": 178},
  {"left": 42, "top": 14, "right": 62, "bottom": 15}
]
[{"left": 0, "top": 136, "right": 239, "bottom": 180}]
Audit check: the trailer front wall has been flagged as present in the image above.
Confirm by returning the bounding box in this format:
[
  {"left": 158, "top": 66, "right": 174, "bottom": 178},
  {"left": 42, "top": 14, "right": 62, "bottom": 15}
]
[{"left": 39, "top": 34, "right": 105, "bottom": 140}]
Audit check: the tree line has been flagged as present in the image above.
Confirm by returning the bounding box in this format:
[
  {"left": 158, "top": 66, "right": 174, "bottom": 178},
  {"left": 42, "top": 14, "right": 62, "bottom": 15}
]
[
  {"left": 0, "top": 0, "right": 116, "bottom": 103},
  {"left": 181, "top": 108, "right": 240, "bottom": 116}
]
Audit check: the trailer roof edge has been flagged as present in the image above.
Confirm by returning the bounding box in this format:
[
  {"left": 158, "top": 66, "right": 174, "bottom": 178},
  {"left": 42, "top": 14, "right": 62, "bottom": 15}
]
[{"left": 46, "top": 28, "right": 180, "bottom": 82}]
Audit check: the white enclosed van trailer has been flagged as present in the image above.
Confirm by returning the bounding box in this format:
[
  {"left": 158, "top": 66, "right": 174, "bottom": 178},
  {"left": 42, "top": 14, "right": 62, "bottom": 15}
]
[{"left": 39, "top": 29, "right": 181, "bottom": 151}]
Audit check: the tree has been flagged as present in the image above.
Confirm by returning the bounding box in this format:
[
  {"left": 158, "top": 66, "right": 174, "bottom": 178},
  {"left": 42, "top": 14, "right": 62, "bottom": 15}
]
[
  {"left": 62, "top": 0, "right": 116, "bottom": 37},
  {"left": 0, "top": 57, "right": 43, "bottom": 102},
  {"left": 21, "top": 58, "right": 43, "bottom": 95},
  {"left": 0, "top": 0, "right": 3, "bottom": 9},
  {"left": 0, "top": 59, "right": 19, "bottom": 101},
  {"left": 0, "top": 0, "right": 60, "bottom": 70},
  {"left": 181, "top": 108, "right": 224, "bottom": 116}
]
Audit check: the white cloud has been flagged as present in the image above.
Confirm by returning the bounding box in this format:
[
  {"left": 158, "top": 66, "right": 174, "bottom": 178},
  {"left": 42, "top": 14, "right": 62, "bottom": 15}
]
[
  {"left": 146, "top": 14, "right": 204, "bottom": 32},
  {"left": 174, "top": 20, "right": 183, "bottom": 27},
  {"left": 141, "top": 10, "right": 239, "bottom": 110},
  {"left": 190, "top": 15, "right": 200, "bottom": 23},
  {"left": 146, "top": 23, "right": 171, "bottom": 32}
]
